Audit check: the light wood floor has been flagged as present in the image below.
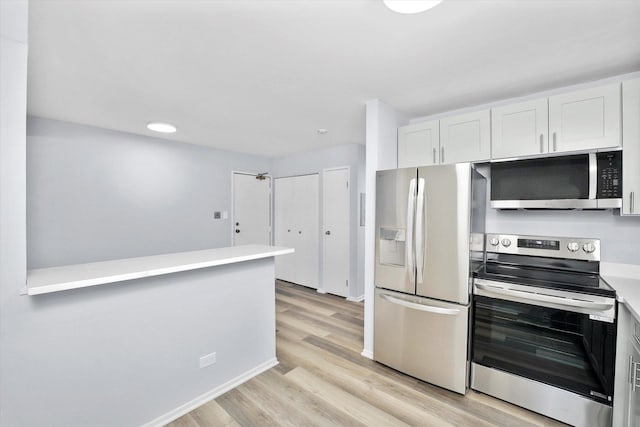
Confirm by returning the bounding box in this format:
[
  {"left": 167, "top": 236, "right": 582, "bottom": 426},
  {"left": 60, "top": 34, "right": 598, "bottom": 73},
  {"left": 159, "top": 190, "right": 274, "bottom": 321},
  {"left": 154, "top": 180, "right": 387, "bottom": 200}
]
[{"left": 168, "top": 280, "right": 566, "bottom": 427}]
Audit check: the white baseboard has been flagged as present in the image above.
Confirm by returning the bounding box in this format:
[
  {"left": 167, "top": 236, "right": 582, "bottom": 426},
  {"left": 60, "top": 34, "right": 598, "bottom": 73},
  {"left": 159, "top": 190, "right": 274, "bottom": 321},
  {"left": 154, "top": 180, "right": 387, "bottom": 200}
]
[
  {"left": 361, "top": 349, "right": 373, "bottom": 360},
  {"left": 347, "top": 294, "right": 364, "bottom": 302},
  {"left": 316, "top": 288, "right": 326, "bottom": 294},
  {"left": 141, "top": 357, "right": 278, "bottom": 427}
]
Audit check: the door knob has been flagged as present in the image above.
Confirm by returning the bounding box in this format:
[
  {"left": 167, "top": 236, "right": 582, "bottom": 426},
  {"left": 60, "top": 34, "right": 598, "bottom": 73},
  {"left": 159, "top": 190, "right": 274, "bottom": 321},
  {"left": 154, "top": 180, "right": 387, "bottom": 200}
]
[
  {"left": 235, "top": 229, "right": 240, "bottom": 233},
  {"left": 325, "top": 231, "right": 331, "bottom": 235}
]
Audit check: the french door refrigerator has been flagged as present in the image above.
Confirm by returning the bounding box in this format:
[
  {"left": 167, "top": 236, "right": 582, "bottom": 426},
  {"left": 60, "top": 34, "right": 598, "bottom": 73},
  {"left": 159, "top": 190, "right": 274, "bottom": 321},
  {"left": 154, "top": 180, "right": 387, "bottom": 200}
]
[{"left": 374, "top": 163, "right": 485, "bottom": 394}]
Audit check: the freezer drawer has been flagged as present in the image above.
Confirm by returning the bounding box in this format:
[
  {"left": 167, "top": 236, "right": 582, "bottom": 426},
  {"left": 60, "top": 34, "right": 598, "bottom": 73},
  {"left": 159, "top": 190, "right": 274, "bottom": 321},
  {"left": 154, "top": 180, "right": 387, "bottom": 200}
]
[{"left": 373, "top": 288, "right": 469, "bottom": 394}]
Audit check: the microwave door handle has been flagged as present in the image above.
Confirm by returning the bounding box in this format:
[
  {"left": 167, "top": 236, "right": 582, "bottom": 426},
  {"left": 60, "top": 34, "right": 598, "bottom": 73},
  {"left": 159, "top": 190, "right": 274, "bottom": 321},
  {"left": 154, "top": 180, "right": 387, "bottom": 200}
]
[
  {"left": 588, "top": 152, "right": 597, "bottom": 200},
  {"left": 380, "top": 293, "right": 460, "bottom": 315},
  {"left": 415, "top": 178, "right": 425, "bottom": 284},
  {"left": 475, "top": 282, "right": 614, "bottom": 311},
  {"left": 406, "top": 178, "right": 416, "bottom": 274}
]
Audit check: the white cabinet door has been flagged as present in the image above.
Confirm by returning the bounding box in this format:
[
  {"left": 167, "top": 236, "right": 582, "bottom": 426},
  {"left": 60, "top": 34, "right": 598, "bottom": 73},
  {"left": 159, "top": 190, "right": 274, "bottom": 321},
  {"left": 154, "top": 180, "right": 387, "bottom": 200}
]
[
  {"left": 549, "top": 83, "right": 621, "bottom": 153},
  {"left": 491, "top": 98, "right": 549, "bottom": 159},
  {"left": 623, "top": 78, "right": 640, "bottom": 216},
  {"left": 439, "top": 110, "right": 490, "bottom": 164},
  {"left": 398, "top": 120, "right": 439, "bottom": 167}
]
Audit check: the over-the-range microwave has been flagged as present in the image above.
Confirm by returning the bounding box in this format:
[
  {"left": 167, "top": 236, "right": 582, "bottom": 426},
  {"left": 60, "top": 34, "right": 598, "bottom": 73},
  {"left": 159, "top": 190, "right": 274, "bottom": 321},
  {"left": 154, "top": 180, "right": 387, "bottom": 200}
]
[{"left": 490, "top": 151, "right": 622, "bottom": 209}]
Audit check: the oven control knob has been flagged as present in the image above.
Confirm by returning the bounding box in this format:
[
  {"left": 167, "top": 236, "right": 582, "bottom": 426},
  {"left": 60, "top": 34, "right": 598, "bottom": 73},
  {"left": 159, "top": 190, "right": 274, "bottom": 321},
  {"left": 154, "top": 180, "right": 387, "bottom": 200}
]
[
  {"left": 501, "top": 238, "right": 512, "bottom": 247},
  {"left": 583, "top": 242, "right": 596, "bottom": 254},
  {"left": 567, "top": 242, "right": 580, "bottom": 252},
  {"left": 489, "top": 237, "right": 500, "bottom": 246}
]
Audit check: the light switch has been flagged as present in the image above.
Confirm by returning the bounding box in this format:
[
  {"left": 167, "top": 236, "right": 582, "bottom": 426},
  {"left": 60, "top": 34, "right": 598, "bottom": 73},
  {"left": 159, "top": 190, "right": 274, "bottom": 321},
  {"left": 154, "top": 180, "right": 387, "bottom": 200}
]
[
  {"left": 222, "top": 211, "right": 229, "bottom": 219},
  {"left": 213, "top": 211, "right": 221, "bottom": 219}
]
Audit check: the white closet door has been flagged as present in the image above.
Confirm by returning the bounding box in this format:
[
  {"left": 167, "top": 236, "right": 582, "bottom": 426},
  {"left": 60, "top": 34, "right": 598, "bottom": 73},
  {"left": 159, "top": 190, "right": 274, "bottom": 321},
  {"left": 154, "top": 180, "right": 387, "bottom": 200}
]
[
  {"left": 274, "top": 174, "right": 319, "bottom": 289},
  {"left": 274, "top": 177, "right": 296, "bottom": 283},
  {"left": 322, "top": 168, "right": 350, "bottom": 297},
  {"left": 294, "top": 174, "right": 319, "bottom": 289}
]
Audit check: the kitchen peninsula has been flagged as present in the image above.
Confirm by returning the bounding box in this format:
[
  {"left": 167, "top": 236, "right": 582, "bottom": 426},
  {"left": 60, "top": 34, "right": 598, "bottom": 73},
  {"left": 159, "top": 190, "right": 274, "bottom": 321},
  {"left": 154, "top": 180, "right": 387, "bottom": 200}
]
[{"left": 19, "top": 245, "right": 293, "bottom": 426}]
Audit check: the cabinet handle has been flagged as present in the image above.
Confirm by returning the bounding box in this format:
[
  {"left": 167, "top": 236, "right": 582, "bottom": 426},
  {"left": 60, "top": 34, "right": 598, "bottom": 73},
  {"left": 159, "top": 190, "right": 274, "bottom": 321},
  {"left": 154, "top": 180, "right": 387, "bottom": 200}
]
[
  {"left": 432, "top": 147, "right": 436, "bottom": 164},
  {"left": 632, "top": 192, "right": 635, "bottom": 214},
  {"left": 441, "top": 146, "right": 445, "bottom": 163},
  {"left": 552, "top": 132, "right": 557, "bottom": 151},
  {"left": 539, "top": 134, "right": 544, "bottom": 153}
]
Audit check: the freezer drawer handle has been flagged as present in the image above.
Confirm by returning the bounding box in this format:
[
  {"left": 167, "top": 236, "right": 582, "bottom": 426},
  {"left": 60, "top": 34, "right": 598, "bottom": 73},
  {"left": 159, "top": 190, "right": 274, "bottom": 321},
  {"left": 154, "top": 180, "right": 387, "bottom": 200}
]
[
  {"left": 475, "top": 282, "right": 614, "bottom": 311},
  {"left": 380, "top": 293, "right": 460, "bottom": 315}
]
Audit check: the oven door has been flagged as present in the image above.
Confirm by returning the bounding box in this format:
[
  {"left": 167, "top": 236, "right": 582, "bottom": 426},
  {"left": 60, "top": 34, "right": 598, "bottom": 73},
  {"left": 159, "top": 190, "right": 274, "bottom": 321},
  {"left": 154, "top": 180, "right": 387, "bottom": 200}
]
[{"left": 472, "top": 279, "right": 617, "bottom": 404}]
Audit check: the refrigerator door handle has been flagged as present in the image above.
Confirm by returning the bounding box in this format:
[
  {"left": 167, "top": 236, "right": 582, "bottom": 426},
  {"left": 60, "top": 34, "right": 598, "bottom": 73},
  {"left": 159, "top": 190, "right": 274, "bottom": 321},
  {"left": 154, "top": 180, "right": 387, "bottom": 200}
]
[
  {"left": 415, "top": 177, "right": 425, "bottom": 284},
  {"left": 405, "top": 178, "right": 416, "bottom": 273},
  {"left": 380, "top": 293, "right": 460, "bottom": 315}
]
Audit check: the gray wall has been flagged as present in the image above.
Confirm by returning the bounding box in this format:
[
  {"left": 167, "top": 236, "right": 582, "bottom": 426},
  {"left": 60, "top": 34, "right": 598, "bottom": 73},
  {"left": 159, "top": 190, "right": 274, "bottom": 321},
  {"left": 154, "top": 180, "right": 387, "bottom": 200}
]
[
  {"left": 476, "top": 165, "right": 640, "bottom": 265},
  {"left": 271, "top": 143, "right": 366, "bottom": 299},
  {"left": 27, "top": 117, "right": 272, "bottom": 268}
]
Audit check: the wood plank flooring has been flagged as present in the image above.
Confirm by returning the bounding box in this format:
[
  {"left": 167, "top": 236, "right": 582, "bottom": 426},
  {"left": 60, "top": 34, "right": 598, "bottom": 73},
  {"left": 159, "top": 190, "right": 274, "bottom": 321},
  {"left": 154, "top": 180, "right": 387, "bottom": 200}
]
[{"left": 167, "top": 280, "right": 567, "bottom": 427}]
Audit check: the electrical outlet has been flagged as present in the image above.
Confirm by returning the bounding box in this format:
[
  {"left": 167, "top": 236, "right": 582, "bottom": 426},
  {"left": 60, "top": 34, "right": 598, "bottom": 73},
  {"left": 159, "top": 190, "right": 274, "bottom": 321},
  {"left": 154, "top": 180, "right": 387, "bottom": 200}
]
[{"left": 199, "top": 352, "right": 216, "bottom": 368}]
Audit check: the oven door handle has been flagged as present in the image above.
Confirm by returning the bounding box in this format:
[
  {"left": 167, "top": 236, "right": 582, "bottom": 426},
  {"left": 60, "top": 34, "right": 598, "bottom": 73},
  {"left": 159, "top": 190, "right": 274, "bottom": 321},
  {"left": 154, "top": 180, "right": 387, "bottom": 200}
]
[
  {"left": 379, "top": 293, "right": 460, "bottom": 315},
  {"left": 474, "top": 282, "right": 615, "bottom": 311}
]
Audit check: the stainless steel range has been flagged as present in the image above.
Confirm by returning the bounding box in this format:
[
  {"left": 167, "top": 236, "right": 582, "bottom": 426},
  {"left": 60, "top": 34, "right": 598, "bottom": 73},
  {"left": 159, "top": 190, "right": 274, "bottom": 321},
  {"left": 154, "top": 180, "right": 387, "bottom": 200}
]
[{"left": 471, "top": 234, "right": 616, "bottom": 427}]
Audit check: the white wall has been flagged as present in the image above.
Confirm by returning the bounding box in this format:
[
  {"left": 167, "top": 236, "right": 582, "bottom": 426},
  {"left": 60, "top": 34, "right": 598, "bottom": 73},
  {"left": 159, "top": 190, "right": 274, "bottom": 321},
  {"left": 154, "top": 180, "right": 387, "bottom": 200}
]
[
  {"left": 27, "top": 117, "right": 272, "bottom": 268},
  {"left": 0, "top": 0, "right": 29, "bottom": 423},
  {"left": 362, "top": 99, "right": 408, "bottom": 358},
  {"left": 271, "top": 143, "right": 366, "bottom": 299}
]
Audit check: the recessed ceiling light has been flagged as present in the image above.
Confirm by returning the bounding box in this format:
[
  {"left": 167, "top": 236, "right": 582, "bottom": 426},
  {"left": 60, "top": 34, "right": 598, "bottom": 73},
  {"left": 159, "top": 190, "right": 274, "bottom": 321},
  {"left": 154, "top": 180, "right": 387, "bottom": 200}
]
[
  {"left": 383, "top": 0, "right": 443, "bottom": 14},
  {"left": 147, "top": 122, "right": 177, "bottom": 133},
  {"left": 317, "top": 128, "right": 328, "bottom": 135}
]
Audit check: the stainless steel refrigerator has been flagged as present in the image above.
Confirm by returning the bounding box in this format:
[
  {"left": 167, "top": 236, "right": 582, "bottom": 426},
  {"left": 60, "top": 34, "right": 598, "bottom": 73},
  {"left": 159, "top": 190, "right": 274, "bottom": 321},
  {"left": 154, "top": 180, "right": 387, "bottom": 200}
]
[{"left": 374, "top": 163, "right": 485, "bottom": 394}]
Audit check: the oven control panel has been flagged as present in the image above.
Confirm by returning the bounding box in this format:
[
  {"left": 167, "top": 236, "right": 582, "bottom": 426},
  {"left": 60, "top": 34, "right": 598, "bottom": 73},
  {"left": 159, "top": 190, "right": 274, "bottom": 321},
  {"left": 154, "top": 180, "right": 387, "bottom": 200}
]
[{"left": 486, "top": 234, "right": 600, "bottom": 261}]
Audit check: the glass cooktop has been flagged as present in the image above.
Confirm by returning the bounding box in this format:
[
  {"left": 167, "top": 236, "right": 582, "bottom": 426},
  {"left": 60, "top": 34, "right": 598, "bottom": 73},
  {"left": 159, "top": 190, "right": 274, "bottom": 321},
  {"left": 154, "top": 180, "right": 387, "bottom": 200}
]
[{"left": 475, "top": 262, "right": 615, "bottom": 298}]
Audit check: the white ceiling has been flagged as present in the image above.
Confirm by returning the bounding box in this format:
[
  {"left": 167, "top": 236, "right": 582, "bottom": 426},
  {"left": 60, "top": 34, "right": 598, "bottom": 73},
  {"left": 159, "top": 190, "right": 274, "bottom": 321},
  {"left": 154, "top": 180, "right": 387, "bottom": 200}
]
[{"left": 27, "top": 0, "right": 640, "bottom": 158}]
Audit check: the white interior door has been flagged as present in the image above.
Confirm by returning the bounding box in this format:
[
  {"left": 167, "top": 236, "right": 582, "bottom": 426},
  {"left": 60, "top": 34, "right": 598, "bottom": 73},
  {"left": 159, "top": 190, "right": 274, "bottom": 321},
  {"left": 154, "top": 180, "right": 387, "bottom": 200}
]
[
  {"left": 274, "top": 177, "right": 296, "bottom": 282},
  {"left": 294, "top": 174, "right": 319, "bottom": 288},
  {"left": 323, "top": 167, "right": 350, "bottom": 297},
  {"left": 232, "top": 172, "right": 271, "bottom": 246}
]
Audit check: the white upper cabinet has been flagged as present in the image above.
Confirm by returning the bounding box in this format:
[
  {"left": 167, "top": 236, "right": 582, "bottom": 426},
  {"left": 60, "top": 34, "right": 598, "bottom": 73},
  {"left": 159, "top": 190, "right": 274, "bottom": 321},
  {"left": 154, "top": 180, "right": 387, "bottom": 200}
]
[
  {"left": 491, "top": 98, "right": 549, "bottom": 159},
  {"left": 439, "top": 109, "right": 490, "bottom": 164},
  {"left": 397, "top": 120, "right": 439, "bottom": 168},
  {"left": 622, "top": 77, "right": 640, "bottom": 216},
  {"left": 548, "top": 83, "right": 621, "bottom": 153}
]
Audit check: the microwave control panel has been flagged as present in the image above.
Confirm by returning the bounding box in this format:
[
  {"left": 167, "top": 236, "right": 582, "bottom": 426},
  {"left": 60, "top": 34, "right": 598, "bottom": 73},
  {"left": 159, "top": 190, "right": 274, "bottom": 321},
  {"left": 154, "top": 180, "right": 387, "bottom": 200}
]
[{"left": 597, "top": 151, "right": 622, "bottom": 198}]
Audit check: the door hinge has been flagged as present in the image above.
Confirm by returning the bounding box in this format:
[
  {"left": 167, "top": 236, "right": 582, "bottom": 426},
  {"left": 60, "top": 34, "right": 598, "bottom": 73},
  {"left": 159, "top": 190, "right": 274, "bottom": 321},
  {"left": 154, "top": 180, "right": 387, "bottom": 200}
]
[
  {"left": 346, "top": 280, "right": 349, "bottom": 287},
  {"left": 346, "top": 181, "right": 348, "bottom": 188}
]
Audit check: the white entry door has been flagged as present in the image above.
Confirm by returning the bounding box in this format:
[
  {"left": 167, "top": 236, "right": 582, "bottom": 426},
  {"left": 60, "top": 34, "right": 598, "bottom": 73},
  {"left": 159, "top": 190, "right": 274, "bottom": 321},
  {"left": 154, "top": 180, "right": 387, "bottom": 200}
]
[
  {"left": 323, "top": 167, "right": 350, "bottom": 297},
  {"left": 232, "top": 172, "right": 271, "bottom": 246}
]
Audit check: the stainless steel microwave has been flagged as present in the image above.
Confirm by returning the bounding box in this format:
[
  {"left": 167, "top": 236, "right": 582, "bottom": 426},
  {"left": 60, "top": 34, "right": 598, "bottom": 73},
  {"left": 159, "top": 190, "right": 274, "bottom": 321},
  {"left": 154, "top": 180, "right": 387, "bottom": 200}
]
[{"left": 490, "top": 151, "right": 622, "bottom": 209}]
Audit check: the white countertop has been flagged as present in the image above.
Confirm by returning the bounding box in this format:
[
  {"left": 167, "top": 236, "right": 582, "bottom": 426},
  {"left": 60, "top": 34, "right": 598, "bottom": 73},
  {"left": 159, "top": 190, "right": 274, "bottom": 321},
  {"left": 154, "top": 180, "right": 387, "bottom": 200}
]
[
  {"left": 601, "top": 262, "right": 640, "bottom": 321},
  {"left": 26, "top": 245, "right": 294, "bottom": 296}
]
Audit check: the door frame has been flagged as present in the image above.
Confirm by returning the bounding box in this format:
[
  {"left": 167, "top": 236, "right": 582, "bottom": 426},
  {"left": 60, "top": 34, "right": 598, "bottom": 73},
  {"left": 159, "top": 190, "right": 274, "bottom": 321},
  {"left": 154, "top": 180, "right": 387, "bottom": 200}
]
[
  {"left": 321, "top": 166, "right": 351, "bottom": 298},
  {"left": 231, "top": 171, "right": 273, "bottom": 245}
]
